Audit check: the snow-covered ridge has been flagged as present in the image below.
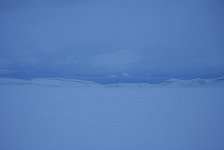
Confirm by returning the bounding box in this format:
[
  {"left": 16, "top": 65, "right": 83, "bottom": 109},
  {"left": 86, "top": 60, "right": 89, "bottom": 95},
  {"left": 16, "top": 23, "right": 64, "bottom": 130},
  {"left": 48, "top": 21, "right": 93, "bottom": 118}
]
[
  {"left": 0, "top": 77, "right": 224, "bottom": 87},
  {"left": 160, "top": 77, "right": 224, "bottom": 87},
  {"left": 0, "top": 78, "right": 103, "bottom": 87}
]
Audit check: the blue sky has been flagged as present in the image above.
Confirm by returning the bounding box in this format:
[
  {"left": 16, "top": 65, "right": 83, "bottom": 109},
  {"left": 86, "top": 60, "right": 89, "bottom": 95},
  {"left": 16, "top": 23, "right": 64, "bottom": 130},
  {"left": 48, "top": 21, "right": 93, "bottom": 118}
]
[{"left": 0, "top": 0, "right": 224, "bottom": 82}]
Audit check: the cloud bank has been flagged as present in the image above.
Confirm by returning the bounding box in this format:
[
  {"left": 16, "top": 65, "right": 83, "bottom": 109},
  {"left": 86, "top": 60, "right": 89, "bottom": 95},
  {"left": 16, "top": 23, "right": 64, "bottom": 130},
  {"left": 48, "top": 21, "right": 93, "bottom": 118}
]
[{"left": 0, "top": 0, "right": 224, "bottom": 81}]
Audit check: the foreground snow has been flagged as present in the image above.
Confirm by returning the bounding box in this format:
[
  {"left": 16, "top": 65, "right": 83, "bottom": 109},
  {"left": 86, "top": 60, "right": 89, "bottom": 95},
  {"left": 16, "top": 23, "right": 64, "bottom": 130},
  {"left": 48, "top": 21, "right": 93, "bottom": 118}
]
[{"left": 0, "top": 79, "right": 224, "bottom": 150}]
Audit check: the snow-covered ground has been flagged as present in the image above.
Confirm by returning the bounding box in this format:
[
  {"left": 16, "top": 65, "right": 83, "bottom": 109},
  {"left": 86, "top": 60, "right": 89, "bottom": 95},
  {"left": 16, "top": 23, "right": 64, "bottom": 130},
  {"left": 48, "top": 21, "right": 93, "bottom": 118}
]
[{"left": 0, "top": 78, "right": 224, "bottom": 150}]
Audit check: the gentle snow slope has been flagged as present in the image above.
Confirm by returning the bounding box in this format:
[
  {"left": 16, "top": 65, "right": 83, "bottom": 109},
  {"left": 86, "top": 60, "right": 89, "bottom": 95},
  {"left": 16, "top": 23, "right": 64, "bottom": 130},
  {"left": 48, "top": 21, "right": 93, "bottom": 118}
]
[{"left": 0, "top": 84, "right": 224, "bottom": 150}]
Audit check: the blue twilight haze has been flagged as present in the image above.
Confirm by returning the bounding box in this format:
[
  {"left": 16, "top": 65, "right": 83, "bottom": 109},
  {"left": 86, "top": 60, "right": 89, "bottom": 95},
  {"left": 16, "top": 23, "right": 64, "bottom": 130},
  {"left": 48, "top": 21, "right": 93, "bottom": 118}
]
[{"left": 0, "top": 0, "right": 224, "bottom": 82}]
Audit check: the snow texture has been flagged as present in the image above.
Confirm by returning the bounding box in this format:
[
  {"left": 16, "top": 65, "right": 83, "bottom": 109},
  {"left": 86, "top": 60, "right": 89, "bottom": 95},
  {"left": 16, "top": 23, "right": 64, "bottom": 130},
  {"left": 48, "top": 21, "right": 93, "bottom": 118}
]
[{"left": 0, "top": 78, "right": 224, "bottom": 150}]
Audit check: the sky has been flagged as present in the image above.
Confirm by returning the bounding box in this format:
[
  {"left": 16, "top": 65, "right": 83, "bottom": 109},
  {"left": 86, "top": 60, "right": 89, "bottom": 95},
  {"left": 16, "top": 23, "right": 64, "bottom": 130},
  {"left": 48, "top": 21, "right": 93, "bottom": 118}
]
[{"left": 0, "top": 0, "right": 224, "bottom": 83}]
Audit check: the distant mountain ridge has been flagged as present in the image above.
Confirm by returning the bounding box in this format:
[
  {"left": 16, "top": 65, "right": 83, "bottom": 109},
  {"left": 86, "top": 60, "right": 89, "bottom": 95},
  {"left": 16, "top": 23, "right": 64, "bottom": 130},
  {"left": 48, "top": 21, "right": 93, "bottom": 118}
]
[
  {"left": 0, "top": 77, "right": 224, "bottom": 87},
  {"left": 0, "top": 78, "right": 103, "bottom": 87},
  {"left": 160, "top": 77, "right": 224, "bottom": 87}
]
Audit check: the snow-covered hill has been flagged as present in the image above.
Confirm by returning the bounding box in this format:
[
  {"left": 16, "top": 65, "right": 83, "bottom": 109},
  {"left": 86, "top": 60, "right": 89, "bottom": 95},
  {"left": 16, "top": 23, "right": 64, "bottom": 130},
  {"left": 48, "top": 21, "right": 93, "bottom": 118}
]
[
  {"left": 0, "top": 77, "right": 224, "bottom": 87},
  {"left": 0, "top": 78, "right": 103, "bottom": 87},
  {"left": 160, "top": 76, "right": 224, "bottom": 87}
]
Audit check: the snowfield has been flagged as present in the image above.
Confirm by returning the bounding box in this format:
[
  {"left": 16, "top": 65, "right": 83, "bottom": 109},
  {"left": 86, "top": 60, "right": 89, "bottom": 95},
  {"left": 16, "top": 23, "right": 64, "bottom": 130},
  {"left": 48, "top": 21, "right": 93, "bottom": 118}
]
[{"left": 0, "top": 78, "right": 224, "bottom": 150}]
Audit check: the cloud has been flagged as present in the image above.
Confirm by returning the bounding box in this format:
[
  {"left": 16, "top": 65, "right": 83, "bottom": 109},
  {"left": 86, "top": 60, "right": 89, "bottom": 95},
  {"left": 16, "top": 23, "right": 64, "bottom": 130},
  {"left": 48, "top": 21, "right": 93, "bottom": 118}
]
[
  {"left": 0, "top": 69, "right": 16, "bottom": 75},
  {"left": 0, "top": 0, "right": 224, "bottom": 79},
  {"left": 90, "top": 50, "right": 140, "bottom": 71},
  {"left": 0, "top": 59, "right": 15, "bottom": 74},
  {"left": 0, "top": 0, "right": 89, "bottom": 8}
]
